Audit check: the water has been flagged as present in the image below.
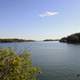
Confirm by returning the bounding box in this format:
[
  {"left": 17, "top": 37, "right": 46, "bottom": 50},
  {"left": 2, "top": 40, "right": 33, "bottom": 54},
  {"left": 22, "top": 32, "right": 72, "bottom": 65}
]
[{"left": 0, "top": 41, "right": 80, "bottom": 80}]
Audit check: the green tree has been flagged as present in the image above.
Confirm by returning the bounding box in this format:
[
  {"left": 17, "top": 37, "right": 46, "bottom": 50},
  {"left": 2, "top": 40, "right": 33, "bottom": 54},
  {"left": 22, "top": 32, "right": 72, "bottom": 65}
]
[{"left": 0, "top": 48, "right": 39, "bottom": 80}]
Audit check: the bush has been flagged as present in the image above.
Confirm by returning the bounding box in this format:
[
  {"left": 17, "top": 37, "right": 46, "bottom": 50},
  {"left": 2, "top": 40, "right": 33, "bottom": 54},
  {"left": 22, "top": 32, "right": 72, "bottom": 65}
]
[{"left": 0, "top": 48, "right": 39, "bottom": 80}]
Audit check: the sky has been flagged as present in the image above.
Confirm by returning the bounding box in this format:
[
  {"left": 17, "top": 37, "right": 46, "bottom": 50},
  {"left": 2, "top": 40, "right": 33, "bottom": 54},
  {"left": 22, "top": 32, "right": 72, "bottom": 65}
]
[{"left": 0, "top": 0, "right": 80, "bottom": 40}]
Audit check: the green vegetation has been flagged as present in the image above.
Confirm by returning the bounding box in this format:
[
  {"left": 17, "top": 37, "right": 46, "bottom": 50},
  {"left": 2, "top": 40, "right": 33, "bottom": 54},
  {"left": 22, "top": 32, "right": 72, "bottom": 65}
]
[
  {"left": 0, "top": 48, "right": 39, "bottom": 80},
  {"left": 60, "top": 33, "right": 80, "bottom": 43},
  {"left": 0, "top": 38, "right": 35, "bottom": 43}
]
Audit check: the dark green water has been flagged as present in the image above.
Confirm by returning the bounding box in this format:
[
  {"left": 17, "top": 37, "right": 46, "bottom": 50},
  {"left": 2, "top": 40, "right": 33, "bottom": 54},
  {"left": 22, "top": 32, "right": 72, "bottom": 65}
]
[{"left": 0, "top": 41, "right": 80, "bottom": 80}]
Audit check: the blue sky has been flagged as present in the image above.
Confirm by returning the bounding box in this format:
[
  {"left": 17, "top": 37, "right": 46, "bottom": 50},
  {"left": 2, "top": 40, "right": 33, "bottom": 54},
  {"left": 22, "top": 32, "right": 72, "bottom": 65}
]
[{"left": 0, "top": 0, "right": 80, "bottom": 40}]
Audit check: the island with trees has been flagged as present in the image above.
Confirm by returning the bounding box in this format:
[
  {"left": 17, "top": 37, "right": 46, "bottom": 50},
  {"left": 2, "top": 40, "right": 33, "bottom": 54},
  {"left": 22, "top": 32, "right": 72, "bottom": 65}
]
[
  {"left": 60, "top": 33, "right": 80, "bottom": 43},
  {"left": 43, "top": 39, "right": 59, "bottom": 41},
  {"left": 0, "top": 38, "right": 35, "bottom": 43}
]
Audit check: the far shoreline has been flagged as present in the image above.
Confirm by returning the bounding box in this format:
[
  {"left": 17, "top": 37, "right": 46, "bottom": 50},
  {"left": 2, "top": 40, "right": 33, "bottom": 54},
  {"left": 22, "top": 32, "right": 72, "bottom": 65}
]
[
  {"left": 0, "top": 38, "right": 35, "bottom": 43},
  {"left": 0, "top": 38, "right": 60, "bottom": 43}
]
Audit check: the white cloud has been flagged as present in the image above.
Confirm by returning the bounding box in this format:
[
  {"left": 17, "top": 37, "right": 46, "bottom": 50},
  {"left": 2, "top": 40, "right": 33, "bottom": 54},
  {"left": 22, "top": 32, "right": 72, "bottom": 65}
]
[{"left": 39, "top": 11, "right": 59, "bottom": 17}]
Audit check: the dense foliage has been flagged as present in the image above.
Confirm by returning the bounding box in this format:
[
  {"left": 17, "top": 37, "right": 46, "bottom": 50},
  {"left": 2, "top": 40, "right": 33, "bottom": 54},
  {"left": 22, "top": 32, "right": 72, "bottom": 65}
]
[
  {"left": 0, "top": 48, "right": 39, "bottom": 80},
  {"left": 60, "top": 33, "right": 80, "bottom": 43}
]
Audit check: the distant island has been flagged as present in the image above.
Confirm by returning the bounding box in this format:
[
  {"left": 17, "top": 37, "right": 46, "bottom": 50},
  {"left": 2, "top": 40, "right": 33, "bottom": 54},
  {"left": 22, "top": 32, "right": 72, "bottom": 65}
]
[
  {"left": 0, "top": 38, "right": 35, "bottom": 43},
  {"left": 60, "top": 33, "right": 80, "bottom": 43},
  {"left": 43, "top": 39, "right": 59, "bottom": 41}
]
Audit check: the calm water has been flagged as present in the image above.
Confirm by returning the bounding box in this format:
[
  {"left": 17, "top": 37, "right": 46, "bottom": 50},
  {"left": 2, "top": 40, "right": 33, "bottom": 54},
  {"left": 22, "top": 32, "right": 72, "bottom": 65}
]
[{"left": 0, "top": 41, "right": 80, "bottom": 80}]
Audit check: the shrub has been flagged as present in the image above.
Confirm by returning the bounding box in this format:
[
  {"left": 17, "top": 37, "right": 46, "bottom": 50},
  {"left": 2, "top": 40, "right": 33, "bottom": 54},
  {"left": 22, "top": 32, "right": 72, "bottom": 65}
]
[{"left": 0, "top": 48, "right": 39, "bottom": 80}]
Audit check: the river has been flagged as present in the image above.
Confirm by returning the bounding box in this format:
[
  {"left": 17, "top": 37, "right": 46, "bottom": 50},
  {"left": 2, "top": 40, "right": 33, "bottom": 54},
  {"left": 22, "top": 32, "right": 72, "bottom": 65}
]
[{"left": 0, "top": 41, "right": 80, "bottom": 80}]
